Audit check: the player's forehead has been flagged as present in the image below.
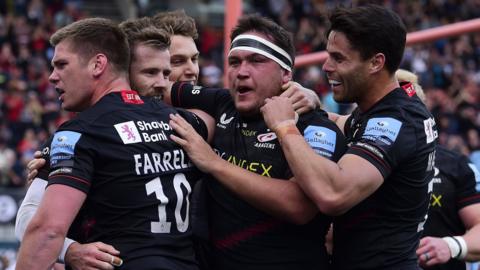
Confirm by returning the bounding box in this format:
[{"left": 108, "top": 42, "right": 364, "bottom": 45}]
[{"left": 170, "top": 35, "right": 198, "bottom": 56}]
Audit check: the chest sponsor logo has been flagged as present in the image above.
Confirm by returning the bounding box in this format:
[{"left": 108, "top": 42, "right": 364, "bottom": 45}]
[
  {"left": 51, "top": 131, "right": 82, "bottom": 168},
  {"left": 423, "top": 117, "right": 438, "bottom": 144},
  {"left": 241, "top": 129, "right": 257, "bottom": 137},
  {"left": 115, "top": 120, "right": 171, "bottom": 144},
  {"left": 304, "top": 126, "right": 336, "bottom": 158},
  {"left": 362, "top": 117, "right": 402, "bottom": 146},
  {"left": 115, "top": 121, "right": 142, "bottom": 144}
]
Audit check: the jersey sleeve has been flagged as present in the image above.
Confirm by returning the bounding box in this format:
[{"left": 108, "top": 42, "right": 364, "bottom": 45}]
[
  {"left": 46, "top": 128, "right": 96, "bottom": 194},
  {"left": 347, "top": 116, "right": 415, "bottom": 178},
  {"left": 37, "top": 136, "right": 53, "bottom": 179},
  {"left": 300, "top": 111, "right": 348, "bottom": 162},
  {"left": 455, "top": 156, "right": 480, "bottom": 209},
  {"left": 171, "top": 82, "right": 230, "bottom": 116},
  {"left": 177, "top": 108, "right": 208, "bottom": 141}
]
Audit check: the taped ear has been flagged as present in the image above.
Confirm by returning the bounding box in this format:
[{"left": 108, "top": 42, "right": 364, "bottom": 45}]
[{"left": 369, "top": 53, "right": 385, "bottom": 74}]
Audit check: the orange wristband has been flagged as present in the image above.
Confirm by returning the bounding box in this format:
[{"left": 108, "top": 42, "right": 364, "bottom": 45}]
[{"left": 275, "top": 123, "right": 301, "bottom": 143}]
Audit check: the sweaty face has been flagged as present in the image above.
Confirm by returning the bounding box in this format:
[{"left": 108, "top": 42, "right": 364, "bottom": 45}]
[
  {"left": 322, "top": 31, "right": 370, "bottom": 104},
  {"left": 227, "top": 32, "right": 291, "bottom": 116},
  {"left": 130, "top": 44, "right": 171, "bottom": 97},
  {"left": 169, "top": 35, "right": 199, "bottom": 84},
  {"left": 49, "top": 40, "right": 95, "bottom": 112}
]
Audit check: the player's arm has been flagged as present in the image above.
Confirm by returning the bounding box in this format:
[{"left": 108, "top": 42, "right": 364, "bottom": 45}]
[
  {"left": 327, "top": 112, "right": 349, "bottom": 133},
  {"left": 459, "top": 204, "right": 480, "bottom": 261},
  {"left": 261, "top": 96, "right": 383, "bottom": 215},
  {"left": 186, "top": 109, "right": 215, "bottom": 143},
  {"left": 169, "top": 113, "right": 318, "bottom": 224},
  {"left": 16, "top": 184, "right": 86, "bottom": 270}
]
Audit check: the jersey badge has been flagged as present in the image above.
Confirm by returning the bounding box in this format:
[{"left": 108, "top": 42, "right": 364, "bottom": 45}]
[
  {"left": 257, "top": 132, "right": 277, "bottom": 142},
  {"left": 51, "top": 131, "right": 82, "bottom": 168},
  {"left": 121, "top": 90, "right": 144, "bottom": 104},
  {"left": 114, "top": 121, "right": 142, "bottom": 144},
  {"left": 401, "top": 82, "right": 416, "bottom": 97},
  {"left": 304, "top": 126, "right": 336, "bottom": 158},
  {"left": 362, "top": 117, "right": 402, "bottom": 146}
]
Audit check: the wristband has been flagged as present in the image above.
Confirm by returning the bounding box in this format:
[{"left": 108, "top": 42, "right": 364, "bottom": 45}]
[
  {"left": 58, "top": 238, "right": 76, "bottom": 263},
  {"left": 443, "top": 236, "right": 461, "bottom": 258},
  {"left": 443, "top": 236, "right": 468, "bottom": 260},
  {"left": 453, "top": 236, "right": 468, "bottom": 259},
  {"left": 275, "top": 123, "right": 301, "bottom": 143}
]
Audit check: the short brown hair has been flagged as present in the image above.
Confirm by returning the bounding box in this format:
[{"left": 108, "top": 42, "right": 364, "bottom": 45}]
[
  {"left": 50, "top": 17, "right": 130, "bottom": 74},
  {"left": 152, "top": 10, "right": 198, "bottom": 40},
  {"left": 119, "top": 16, "right": 171, "bottom": 51}
]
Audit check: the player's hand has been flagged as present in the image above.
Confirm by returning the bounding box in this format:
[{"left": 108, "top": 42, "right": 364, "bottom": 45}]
[
  {"left": 279, "top": 81, "right": 321, "bottom": 114},
  {"left": 65, "top": 242, "right": 122, "bottom": 270},
  {"left": 416, "top": 236, "right": 451, "bottom": 268},
  {"left": 26, "top": 151, "right": 46, "bottom": 185},
  {"left": 261, "top": 96, "right": 297, "bottom": 131},
  {"left": 169, "top": 113, "right": 220, "bottom": 173}
]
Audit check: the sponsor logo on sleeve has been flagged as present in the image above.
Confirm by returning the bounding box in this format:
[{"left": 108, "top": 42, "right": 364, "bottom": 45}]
[
  {"left": 362, "top": 117, "right": 402, "bottom": 146},
  {"left": 115, "top": 121, "right": 142, "bottom": 144},
  {"left": 304, "top": 126, "right": 336, "bottom": 158},
  {"left": 51, "top": 131, "right": 82, "bottom": 168},
  {"left": 468, "top": 163, "right": 480, "bottom": 192}
]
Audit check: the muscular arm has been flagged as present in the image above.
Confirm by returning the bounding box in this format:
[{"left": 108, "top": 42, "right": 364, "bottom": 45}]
[
  {"left": 262, "top": 97, "right": 383, "bottom": 215},
  {"left": 327, "top": 112, "right": 349, "bottom": 133},
  {"left": 169, "top": 114, "right": 318, "bottom": 224},
  {"left": 16, "top": 184, "right": 86, "bottom": 270},
  {"left": 459, "top": 204, "right": 480, "bottom": 261},
  {"left": 15, "top": 178, "right": 77, "bottom": 263}
]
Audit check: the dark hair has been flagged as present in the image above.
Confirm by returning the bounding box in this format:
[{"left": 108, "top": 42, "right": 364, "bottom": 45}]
[
  {"left": 230, "top": 14, "right": 295, "bottom": 67},
  {"left": 327, "top": 4, "right": 406, "bottom": 73},
  {"left": 119, "top": 17, "right": 171, "bottom": 52},
  {"left": 152, "top": 10, "right": 198, "bottom": 40},
  {"left": 50, "top": 17, "right": 130, "bottom": 74}
]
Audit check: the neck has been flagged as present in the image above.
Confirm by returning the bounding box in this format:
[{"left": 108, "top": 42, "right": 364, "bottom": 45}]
[
  {"left": 357, "top": 73, "right": 399, "bottom": 112},
  {"left": 90, "top": 75, "right": 131, "bottom": 106}
]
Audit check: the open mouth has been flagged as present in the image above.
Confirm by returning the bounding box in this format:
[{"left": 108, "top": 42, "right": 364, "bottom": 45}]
[
  {"left": 56, "top": 88, "right": 65, "bottom": 100},
  {"left": 328, "top": 79, "right": 342, "bottom": 88},
  {"left": 237, "top": 85, "right": 253, "bottom": 94}
]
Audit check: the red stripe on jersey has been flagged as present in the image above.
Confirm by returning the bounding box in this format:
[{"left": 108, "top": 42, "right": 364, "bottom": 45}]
[
  {"left": 458, "top": 194, "right": 480, "bottom": 204},
  {"left": 213, "top": 219, "right": 281, "bottom": 250},
  {"left": 49, "top": 174, "right": 91, "bottom": 186},
  {"left": 351, "top": 145, "right": 391, "bottom": 171}
]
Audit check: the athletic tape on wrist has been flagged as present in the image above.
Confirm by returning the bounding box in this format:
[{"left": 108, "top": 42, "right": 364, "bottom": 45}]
[
  {"left": 443, "top": 236, "right": 461, "bottom": 258},
  {"left": 453, "top": 236, "right": 468, "bottom": 259},
  {"left": 229, "top": 34, "right": 293, "bottom": 71},
  {"left": 58, "top": 238, "right": 76, "bottom": 263}
]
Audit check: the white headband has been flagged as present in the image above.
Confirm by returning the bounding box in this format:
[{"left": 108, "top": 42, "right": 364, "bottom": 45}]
[{"left": 229, "top": 34, "right": 293, "bottom": 71}]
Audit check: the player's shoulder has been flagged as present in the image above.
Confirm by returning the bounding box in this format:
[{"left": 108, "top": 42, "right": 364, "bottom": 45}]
[{"left": 298, "top": 108, "right": 338, "bottom": 131}]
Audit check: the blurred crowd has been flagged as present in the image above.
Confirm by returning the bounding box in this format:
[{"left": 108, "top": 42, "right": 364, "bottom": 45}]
[{"left": 0, "top": 0, "right": 479, "bottom": 188}]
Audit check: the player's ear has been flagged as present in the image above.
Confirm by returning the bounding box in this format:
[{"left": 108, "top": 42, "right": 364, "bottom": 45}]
[
  {"left": 90, "top": 53, "right": 108, "bottom": 77},
  {"left": 369, "top": 53, "right": 385, "bottom": 74},
  {"left": 282, "top": 69, "right": 292, "bottom": 84}
]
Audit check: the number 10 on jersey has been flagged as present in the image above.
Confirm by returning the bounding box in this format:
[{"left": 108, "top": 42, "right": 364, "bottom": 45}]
[{"left": 145, "top": 173, "right": 192, "bottom": 233}]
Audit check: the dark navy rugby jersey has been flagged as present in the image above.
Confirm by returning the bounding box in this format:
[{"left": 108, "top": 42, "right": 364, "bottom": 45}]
[
  {"left": 46, "top": 91, "right": 207, "bottom": 270},
  {"left": 335, "top": 87, "right": 437, "bottom": 270},
  {"left": 423, "top": 145, "right": 480, "bottom": 270},
  {"left": 172, "top": 82, "right": 347, "bottom": 270}
]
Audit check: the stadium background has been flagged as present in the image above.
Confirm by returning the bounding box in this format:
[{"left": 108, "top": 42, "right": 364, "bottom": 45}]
[{"left": 0, "top": 0, "right": 479, "bottom": 269}]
